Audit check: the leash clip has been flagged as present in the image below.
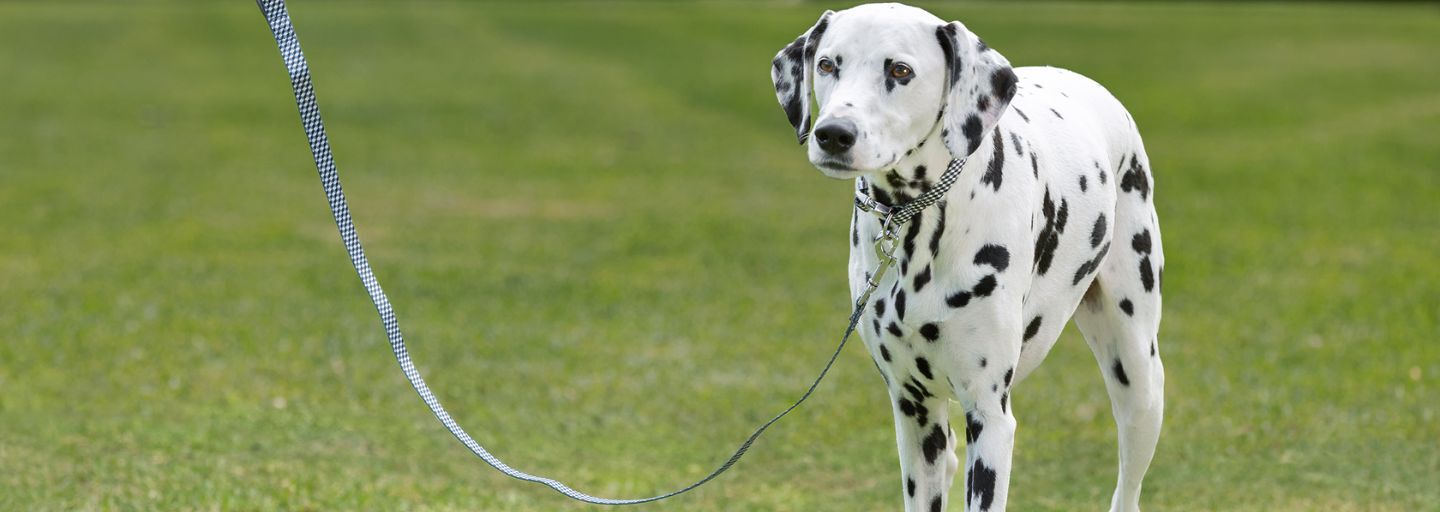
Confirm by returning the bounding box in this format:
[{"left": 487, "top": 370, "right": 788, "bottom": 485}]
[
  {"left": 868, "top": 216, "right": 902, "bottom": 288},
  {"left": 854, "top": 194, "right": 894, "bottom": 218}
]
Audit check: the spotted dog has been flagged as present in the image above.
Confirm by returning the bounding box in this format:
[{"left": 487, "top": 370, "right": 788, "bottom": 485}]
[{"left": 771, "top": 4, "right": 1166, "bottom": 511}]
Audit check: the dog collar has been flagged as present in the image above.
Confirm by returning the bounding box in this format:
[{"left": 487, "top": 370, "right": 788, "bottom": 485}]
[{"left": 852, "top": 155, "right": 967, "bottom": 291}]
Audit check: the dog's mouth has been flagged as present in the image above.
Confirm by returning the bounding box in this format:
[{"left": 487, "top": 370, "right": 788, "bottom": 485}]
[
  {"left": 813, "top": 158, "right": 862, "bottom": 179},
  {"left": 814, "top": 154, "right": 903, "bottom": 180}
]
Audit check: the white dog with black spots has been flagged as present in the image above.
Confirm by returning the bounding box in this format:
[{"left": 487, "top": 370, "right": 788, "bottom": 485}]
[{"left": 771, "top": 4, "right": 1166, "bottom": 511}]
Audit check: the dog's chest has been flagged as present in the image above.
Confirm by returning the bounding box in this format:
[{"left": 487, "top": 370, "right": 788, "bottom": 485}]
[{"left": 848, "top": 99, "right": 1117, "bottom": 363}]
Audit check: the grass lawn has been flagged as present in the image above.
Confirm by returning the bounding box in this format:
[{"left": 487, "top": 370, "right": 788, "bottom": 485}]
[{"left": 2, "top": 1, "right": 1437, "bottom": 510}]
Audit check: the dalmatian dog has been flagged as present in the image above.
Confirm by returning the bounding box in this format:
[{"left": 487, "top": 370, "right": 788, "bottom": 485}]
[{"left": 771, "top": 4, "right": 1165, "bottom": 511}]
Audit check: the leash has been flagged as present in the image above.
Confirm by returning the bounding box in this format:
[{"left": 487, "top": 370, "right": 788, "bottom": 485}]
[{"left": 254, "top": 0, "right": 964, "bottom": 504}]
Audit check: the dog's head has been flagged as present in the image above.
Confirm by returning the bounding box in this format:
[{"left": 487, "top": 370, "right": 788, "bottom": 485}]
[{"left": 771, "top": 3, "right": 1017, "bottom": 179}]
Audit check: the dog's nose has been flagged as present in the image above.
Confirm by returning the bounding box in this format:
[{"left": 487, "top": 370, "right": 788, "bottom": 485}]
[{"left": 813, "top": 120, "right": 857, "bottom": 155}]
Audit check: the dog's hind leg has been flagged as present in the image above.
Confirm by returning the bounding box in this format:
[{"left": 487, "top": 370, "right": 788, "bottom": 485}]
[
  {"left": 1073, "top": 151, "right": 1165, "bottom": 512},
  {"left": 1074, "top": 282, "right": 1164, "bottom": 512}
]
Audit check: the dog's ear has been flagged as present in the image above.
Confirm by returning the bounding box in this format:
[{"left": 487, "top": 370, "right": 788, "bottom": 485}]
[
  {"left": 935, "top": 21, "right": 1018, "bottom": 158},
  {"left": 771, "top": 10, "right": 834, "bottom": 144}
]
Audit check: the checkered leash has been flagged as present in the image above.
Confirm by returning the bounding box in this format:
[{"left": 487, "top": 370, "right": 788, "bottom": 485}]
[{"left": 255, "top": 0, "right": 965, "bottom": 504}]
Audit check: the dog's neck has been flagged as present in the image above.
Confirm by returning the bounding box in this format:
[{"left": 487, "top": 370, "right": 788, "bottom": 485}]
[{"left": 856, "top": 124, "right": 955, "bottom": 209}]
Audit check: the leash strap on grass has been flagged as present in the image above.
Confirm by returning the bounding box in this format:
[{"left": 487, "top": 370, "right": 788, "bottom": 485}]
[{"left": 254, "top": 0, "right": 881, "bottom": 504}]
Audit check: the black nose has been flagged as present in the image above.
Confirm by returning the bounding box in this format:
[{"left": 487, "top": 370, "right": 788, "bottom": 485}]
[{"left": 813, "top": 119, "right": 857, "bottom": 155}]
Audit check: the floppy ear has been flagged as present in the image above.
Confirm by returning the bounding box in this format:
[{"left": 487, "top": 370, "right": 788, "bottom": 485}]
[
  {"left": 771, "top": 11, "right": 833, "bottom": 144},
  {"left": 935, "top": 21, "right": 1018, "bottom": 158}
]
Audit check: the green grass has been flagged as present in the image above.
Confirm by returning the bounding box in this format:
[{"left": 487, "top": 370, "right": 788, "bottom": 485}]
[{"left": 2, "top": 1, "right": 1437, "bottom": 510}]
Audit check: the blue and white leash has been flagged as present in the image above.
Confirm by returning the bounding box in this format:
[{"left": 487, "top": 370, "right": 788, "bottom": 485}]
[{"left": 254, "top": 0, "right": 964, "bottom": 504}]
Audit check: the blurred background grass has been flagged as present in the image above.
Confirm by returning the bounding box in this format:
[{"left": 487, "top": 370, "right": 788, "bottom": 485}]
[{"left": 1, "top": 1, "right": 1436, "bottom": 510}]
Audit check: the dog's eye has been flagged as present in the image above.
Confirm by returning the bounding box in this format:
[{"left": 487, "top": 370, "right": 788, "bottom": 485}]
[
  {"left": 889, "top": 62, "right": 913, "bottom": 80},
  {"left": 817, "top": 58, "right": 835, "bottom": 75}
]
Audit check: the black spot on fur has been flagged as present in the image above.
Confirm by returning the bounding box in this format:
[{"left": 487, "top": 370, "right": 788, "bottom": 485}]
[
  {"left": 915, "top": 357, "right": 934, "bottom": 380},
  {"left": 1112, "top": 359, "right": 1130, "bottom": 386},
  {"left": 930, "top": 495, "right": 943, "bottom": 512},
  {"left": 871, "top": 186, "right": 894, "bottom": 208},
  {"left": 907, "top": 377, "right": 934, "bottom": 400},
  {"left": 895, "top": 290, "right": 908, "bottom": 321},
  {"left": 1132, "top": 229, "right": 1153, "bottom": 254},
  {"left": 1120, "top": 298, "right": 1134, "bottom": 316},
  {"left": 1072, "top": 241, "right": 1111, "bottom": 285},
  {"left": 887, "top": 322, "right": 904, "bottom": 337},
  {"left": 920, "top": 323, "right": 940, "bottom": 342},
  {"left": 935, "top": 25, "right": 962, "bottom": 86},
  {"left": 908, "top": 478, "right": 916, "bottom": 497},
  {"left": 904, "top": 382, "right": 923, "bottom": 402},
  {"left": 1000, "top": 392, "right": 1009, "bottom": 413},
  {"left": 982, "top": 130, "right": 1004, "bottom": 191},
  {"left": 873, "top": 298, "right": 886, "bottom": 318},
  {"left": 900, "top": 397, "right": 931, "bottom": 427},
  {"left": 976, "top": 95, "right": 990, "bottom": 112},
  {"left": 972, "top": 274, "right": 997, "bottom": 297},
  {"left": 991, "top": 68, "right": 1018, "bottom": 103},
  {"left": 968, "top": 458, "right": 998, "bottom": 510},
  {"left": 803, "top": 18, "right": 828, "bottom": 60},
  {"left": 973, "top": 245, "right": 1011, "bottom": 272},
  {"left": 1151, "top": 340, "right": 1157, "bottom": 357},
  {"left": 1004, "top": 367, "right": 1014, "bottom": 386},
  {"left": 928, "top": 202, "right": 948, "bottom": 258},
  {"left": 1090, "top": 213, "right": 1107, "bottom": 248},
  {"left": 1133, "top": 230, "right": 1155, "bottom": 292},
  {"left": 921, "top": 424, "right": 947, "bottom": 464},
  {"left": 1030, "top": 152, "right": 1039, "bottom": 178},
  {"left": 1014, "top": 107, "right": 1030, "bottom": 123},
  {"left": 1050, "top": 108, "right": 1064, "bottom": 119},
  {"left": 961, "top": 115, "right": 984, "bottom": 155},
  {"left": 1010, "top": 133, "right": 1024, "bottom": 157},
  {"left": 914, "top": 265, "right": 932, "bottom": 292},
  {"left": 1033, "top": 190, "right": 1068, "bottom": 275},
  {"left": 1120, "top": 153, "right": 1151, "bottom": 200},
  {"left": 947, "top": 290, "right": 972, "bottom": 308},
  {"left": 979, "top": 357, "right": 987, "bottom": 368},
  {"left": 902, "top": 212, "right": 924, "bottom": 257},
  {"left": 965, "top": 412, "right": 984, "bottom": 443},
  {"left": 1079, "top": 174, "right": 1088, "bottom": 192},
  {"left": 1057, "top": 195, "right": 1069, "bottom": 229},
  {"left": 1023, "top": 316, "right": 1042, "bottom": 341},
  {"left": 880, "top": 344, "right": 892, "bottom": 362},
  {"left": 887, "top": 170, "right": 907, "bottom": 189}
]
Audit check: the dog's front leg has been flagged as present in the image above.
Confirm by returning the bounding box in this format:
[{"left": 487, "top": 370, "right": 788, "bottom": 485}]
[
  {"left": 946, "top": 323, "right": 1022, "bottom": 512},
  {"left": 888, "top": 381, "right": 959, "bottom": 512},
  {"left": 955, "top": 386, "right": 1016, "bottom": 512}
]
